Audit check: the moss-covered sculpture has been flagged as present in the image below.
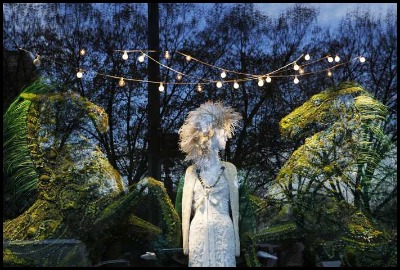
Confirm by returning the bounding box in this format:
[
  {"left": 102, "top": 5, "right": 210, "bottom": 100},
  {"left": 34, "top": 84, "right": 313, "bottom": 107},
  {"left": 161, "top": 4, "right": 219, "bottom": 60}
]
[
  {"left": 265, "top": 81, "right": 397, "bottom": 266},
  {"left": 3, "top": 80, "right": 181, "bottom": 266}
]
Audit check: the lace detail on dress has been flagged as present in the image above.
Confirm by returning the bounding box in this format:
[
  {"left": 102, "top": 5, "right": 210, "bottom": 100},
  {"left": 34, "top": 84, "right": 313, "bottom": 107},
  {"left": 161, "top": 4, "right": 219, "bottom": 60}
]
[{"left": 188, "top": 170, "right": 235, "bottom": 267}]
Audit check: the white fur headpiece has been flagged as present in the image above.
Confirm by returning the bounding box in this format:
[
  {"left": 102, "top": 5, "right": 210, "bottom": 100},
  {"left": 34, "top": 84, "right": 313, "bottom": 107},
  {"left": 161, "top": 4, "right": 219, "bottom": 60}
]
[{"left": 178, "top": 101, "right": 242, "bottom": 162}]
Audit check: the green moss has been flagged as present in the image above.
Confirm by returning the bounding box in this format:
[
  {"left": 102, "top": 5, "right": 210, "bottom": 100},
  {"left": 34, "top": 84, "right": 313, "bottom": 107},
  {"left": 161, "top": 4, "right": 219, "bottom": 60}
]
[
  {"left": 279, "top": 81, "right": 366, "bottom": 139},
  {"left": 4, "top": 81, "right": 184, "bottom": 266},
  {"left": 27, "top": 226, "right": 37, "bottom": 237},
  {"left": 252, "top": 222, "right": 298, "bottom": 242},
  {"left": 127, "top": 214, "right": 162, "bottom": 238},
  {"left": 3, "top": 248, "right": 36, "bottom": 267},
  {"left": 147, "top": 177, "right": 181, "bottom": 247}
]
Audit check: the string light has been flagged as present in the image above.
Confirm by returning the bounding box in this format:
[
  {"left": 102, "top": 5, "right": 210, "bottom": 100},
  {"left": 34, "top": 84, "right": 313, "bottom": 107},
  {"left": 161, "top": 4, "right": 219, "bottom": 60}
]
[
  {"left": 158, "top": 83, "right": 164, "bottom": 92},
  {"left": 118, "top": 77, "right": 125, "bottom": 87},
  {"left": 164, "top": 50, "right": 170, "bottom": 59},
  {"left": 196, "top": 84, "right": 202, "bottom": 92},
  {"left": 327, "top": 70, "right": 332, "bottom": 77},
  {"left": 138, "top": 53, "right": 145, "bottom": 62},
  {"left": 304, "top": 54, "right": 310, "bottom": 61},
  {"left": 293, "top": 63, "right": 300, "bottom": 71},
  {"left": 335, "top": 55, "right": 340, "bottom": 62},
  {"left": 79, "top": 48, "right": 86, "bottom": 56},
  {"left": 122, "top": 51, "right": 128, "bottom": 60},
  {"left": 258, "top": 77, "right": 264, "bottom": 87},
  {"left": 293, "top": 76, "right": 299, "bottom": 84},
  {"left": 76, "top": 69, "right": 83, "bottom": 79},
  {"left": 221, "top": 70, "right": 227, "bottom": 78},
  {"left": 19, "top": 48, "right": 365, "bottom": 90},
  {"left": 33, "top": 54, "right": 41, "bottom": 66}
]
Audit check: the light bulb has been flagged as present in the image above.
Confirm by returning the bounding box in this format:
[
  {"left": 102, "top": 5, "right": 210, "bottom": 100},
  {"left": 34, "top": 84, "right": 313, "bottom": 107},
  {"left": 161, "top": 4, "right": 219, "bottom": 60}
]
[
  {"left": 33, "top": 55, "right": 41, "bottom": 66},
  {"left": 258, "top": 78, "right": 264, "bottom": 87},
  {"left": 359, "top": 56, "right": 366, "bottom": 63},
  {"left": 122, "top": 51, "right": 128, "bottom": 60},
  {"left": 216, "top": 81, "right": 222, "bottom": 88},
  {"left": 265, "top": 75, "right": 272, "bottom": 83},
  {"left": 165, "top": 50, "right": 170, "bottom": 59},
  {"left": 299, "top": 68, "right": 304, "bottom": 74},
  {"left": 79, "top": 49, "right": 86, "bottom": 56},
  {"left": 233, "top": 81, "right": 239, "bottom": 89},
  {"left": 327, "top": 56, "right": 334, "bottom": 63},
  {"left": 176, "top": 74, "right": 182, "bottom": 81},
  {"left": 293, "top": 63, "right": 300, "bottom": 71},
  {"left": 304, "top": 54, "right": 310, "bottom": 61},
  {"left": 138, "top": 53, "right": 145, "bottom": 62},
  {"left": 159, "top": 83, "right": 164, "bottom": 92},
  {"left": 185, "top": 55, "right": 192, "bottom": 61},
  {"left": 335, "top": 55, "right": 340, "bottom": 62},
  {"left": 197, "top": 84, "right": 202, "bottom": 92},
  {"left": 327, "top": 70, "right": 332, "bottom": 77},
  {"left": 294, "top": 76, "right": 299, "bottom": 84},
  {"left": 76, "top": 70, "right": 83, "bottom": 79},
  {"left": 221, "top": 71, "right": 227, "bottom": 78},
  {"left": 118, "top": 77, "right": 125, "bottom": 87}
]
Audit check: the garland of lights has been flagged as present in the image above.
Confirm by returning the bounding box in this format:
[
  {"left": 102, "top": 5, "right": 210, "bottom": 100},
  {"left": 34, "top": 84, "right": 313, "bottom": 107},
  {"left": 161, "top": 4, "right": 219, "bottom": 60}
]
[{"left": 22, "top": 47, "right": 366, "bottom": 93}]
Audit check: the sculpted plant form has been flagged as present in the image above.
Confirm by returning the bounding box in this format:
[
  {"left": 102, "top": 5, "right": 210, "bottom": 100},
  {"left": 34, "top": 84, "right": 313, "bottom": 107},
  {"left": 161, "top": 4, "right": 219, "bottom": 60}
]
[{"left": 3, "top": 80, "right": 181, "bottom": 266}]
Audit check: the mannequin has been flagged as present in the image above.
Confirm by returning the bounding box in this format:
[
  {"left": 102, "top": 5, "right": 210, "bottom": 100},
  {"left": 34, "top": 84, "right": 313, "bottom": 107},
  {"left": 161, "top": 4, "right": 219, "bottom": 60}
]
[{"left": 178, "top": 101, "right": 242, "bottom": 267}]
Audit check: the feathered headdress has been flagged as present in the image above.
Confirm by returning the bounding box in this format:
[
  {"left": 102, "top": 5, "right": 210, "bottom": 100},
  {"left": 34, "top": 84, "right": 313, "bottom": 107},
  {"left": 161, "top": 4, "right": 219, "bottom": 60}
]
[{"left": 178, "top": 101, "right": 242, "bottom": 162}]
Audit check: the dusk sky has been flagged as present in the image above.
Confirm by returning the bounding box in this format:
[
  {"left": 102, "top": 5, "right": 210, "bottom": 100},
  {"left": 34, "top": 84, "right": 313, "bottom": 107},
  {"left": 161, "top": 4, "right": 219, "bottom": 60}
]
[
  {"left": 254, "top": 3, "right": 397, "bottom": 28},
  {"left": 4, "top": 3, "right": 396, "bottom": 30}
]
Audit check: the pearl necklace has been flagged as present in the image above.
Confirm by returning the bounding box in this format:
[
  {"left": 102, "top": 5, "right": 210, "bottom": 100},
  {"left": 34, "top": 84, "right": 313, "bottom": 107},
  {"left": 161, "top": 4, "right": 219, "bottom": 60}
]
[{"left": 196, "top": 166, "right": 225, "bottom": 189}]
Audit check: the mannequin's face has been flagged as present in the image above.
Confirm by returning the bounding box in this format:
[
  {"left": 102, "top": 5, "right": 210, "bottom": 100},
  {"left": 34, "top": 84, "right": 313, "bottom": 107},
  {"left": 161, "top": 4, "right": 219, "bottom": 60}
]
[{"left": 211, "top": 128, "right": 228, "bottom": 151}]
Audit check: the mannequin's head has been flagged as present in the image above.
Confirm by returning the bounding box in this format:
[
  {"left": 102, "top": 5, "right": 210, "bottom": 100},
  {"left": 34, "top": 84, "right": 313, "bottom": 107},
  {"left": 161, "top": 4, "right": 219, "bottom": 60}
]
[{"left": 179, "top": 101, "right": 241, "bottom": 163}]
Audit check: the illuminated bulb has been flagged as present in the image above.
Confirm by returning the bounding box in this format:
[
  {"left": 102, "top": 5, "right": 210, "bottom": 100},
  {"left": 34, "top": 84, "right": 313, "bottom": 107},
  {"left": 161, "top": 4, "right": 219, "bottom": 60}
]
[
  {"left": 293, "top": 63, "right": 300, "bottom": 71},
  {"left": 164, "top": 50, "right": 170, "bottom": 59},
  {"left": 359, "top": 56, "right": 366, "bottom": 63},
  {"left": 258, "top": 77, "right": 264, "bottom": 87},
  {"left": 299, "top": 68, "right": 304, "bottom": 74},
  {"left": 118, "top": 77, "right": 125, "bottom": 87},
  {"left": 221, "top": 70, "right": 227, "bottom": 78},
  {"left": 33, "top": 55, "right": 41, "bottom": 66},
  {"left": 158, "top": 83, "right": 164, "bottom": 92},
  {"left": 293, "top": 76, "right": 299, "bottom": 84},
  {"left": 197, "top": 84, "right": 202, "bottom": 92},
  {"left": 265, "top": 75, "right": 272, "bottom": 83},
  {"left": 327, "top": 70, "right": 332, "bottom": 77},
  {"left": 79, "top": 49, "right": 86, "bottom": 56},
  {"left": 138, "top": 53, "right": 145, "bottom": 62},
  {"left": 122, "top": 51, "right": 128, "bottom": 60},
  {"left": 76, "top": 69, "right": 83, "bottom": 79},
  {"left": 327, "top": 56, "right": 334, "bottom": 63},
  {"left": 185, "top": 55, "right": 192, "bottom": 61},
  {"left": 216, "top": 81, "right": 222, "bottom": 88},
  {"left": 176, "top": 74, "right": 182, "bottom": 81},
  {"left": 233, "top": 81, "right": 239, "bottom": 89},
  {"left": 304, "top": 54, "right": 310, "bottom": 61},
  {"left": 335, "top": 55, "right": 340, "bottom": 62}
]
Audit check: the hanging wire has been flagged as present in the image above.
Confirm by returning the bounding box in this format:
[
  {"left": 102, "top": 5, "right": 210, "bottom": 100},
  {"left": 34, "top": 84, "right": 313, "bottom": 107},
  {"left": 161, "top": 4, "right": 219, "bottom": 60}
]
[{"left": 19, "top": 47, "right": 365, "bottom": 87}]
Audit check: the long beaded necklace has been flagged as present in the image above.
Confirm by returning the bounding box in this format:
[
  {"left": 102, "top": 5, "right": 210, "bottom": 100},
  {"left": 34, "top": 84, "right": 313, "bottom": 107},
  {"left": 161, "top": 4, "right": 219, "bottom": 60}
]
[{"left": 196, "top": 166, "right": 225, "bottom": 190}]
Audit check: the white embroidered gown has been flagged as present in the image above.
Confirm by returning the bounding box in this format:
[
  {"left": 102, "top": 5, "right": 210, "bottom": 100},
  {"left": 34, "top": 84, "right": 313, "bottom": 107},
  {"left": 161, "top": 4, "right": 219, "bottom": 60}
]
[{"left": 188, "top": 170, "right": 236, "bottom": 267}]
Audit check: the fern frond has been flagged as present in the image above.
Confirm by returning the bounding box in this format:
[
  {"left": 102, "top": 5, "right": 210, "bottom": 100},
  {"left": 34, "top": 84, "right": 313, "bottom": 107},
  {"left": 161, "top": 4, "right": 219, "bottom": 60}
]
[{"left": 3, "top": 80, "right": 51, "bottom": 215}]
